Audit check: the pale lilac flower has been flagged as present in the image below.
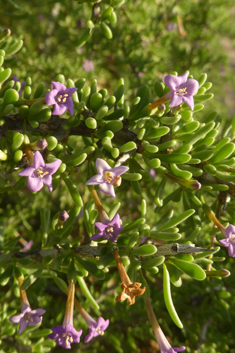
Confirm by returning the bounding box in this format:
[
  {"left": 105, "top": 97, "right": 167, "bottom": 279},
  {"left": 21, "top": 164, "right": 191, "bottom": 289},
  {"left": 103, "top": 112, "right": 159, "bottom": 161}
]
[
  {"left": 86, "top": 158, "right": 129, "bottom": 197},
  {"left": 92, "top": 214, "right": 123, "bottom": 242},
  {"left": 219, "top": 224, "right": 235, "bottom": 257},
  {"left": 20, "top": 240, "right": 33, "bottom": 252},
  {"left": 164, "top": 72, "right": 199, "bottom": 110},
  {"left": 83, "top": 59, "right": 94, "bottom": 72},
  {"left": 84, "top": 316, "right": 109, "bottom": 343},
  {"left": 59, "top": 210, "right": 70, "bottom": 223},
  {"left": 48, "top": 281, "right": 82, "bottom": 349},
  {"left": 9, "top": 304, "right": 45, "bottom": 335},
  {"left": 45, "top": 81, "right": 77, "bottom": 115},
  {"left": 48, "top": 324, "right": 82, "bottom": 349},
  {"left": 18, "top": 151, "right": 61, "bottom": 192}
]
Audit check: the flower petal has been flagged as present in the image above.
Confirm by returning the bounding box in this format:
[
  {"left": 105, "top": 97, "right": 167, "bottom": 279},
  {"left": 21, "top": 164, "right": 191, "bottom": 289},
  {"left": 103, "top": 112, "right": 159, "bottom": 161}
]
[
  {"left": 50, "top": 325, "right": 65, "bottom": 334},
  {"left": 91, "top": 232, "right": 103, "bottom": 240},
  {"left": 65, "top": 97, "right": 74, "bottom": 115},
  {"left": 169, "top": 94, "right": 183, "bottom": 107},
  {"left": 51, "top": 81, "right": 66, "bottom": 92},
  {"left": 94, "top": 222, "right": 107, "bottom": 232},
  {"left": 184, "top": 78, "right": 199, "bottom": 96},
  {"left": 164, "top": 73, "right": 189, "bottom": 91},
  {"left": 96, "top": 158, "right": 111, "bottom": 175},
  {"left": 112, "top": 166, "right": 129, "bottom": 176},
  {"left": 174, "top": 346, "right": 186, "bottom": 352},
  {"left": 18, "top": 319, "right": 28, "bottom": 335},
  {"left": 219, "top": 238, "right": 229, "bottom": 247},
  {"left": 34, "top": 151, "right": 45, "bottom": 169},
  {"left": 44, "top": 159, "right": 62, "bottom": 175},
  {"left": 18, "top": 167, "right": 35, "bottom": 177},
  {"left": 228, "top": 243, "right": 235, "bottom": 257},
  {"left": 28, "top": 315, "right": 42, "bottom": 326},
  {"left": 225, "top": 224, "right": 235, "bottom": 238},
  {"left": 31, "top": 308, "right": 46, "bottom": 316},
  {"left": 28, "top": 176, "right": 44, "bottom": 192},
  {"left": 64, "top": 87, "right": 78, "bottom": 96},
  {"left": 52, "top": 103, "right": 67, "bottom": 115},
  {"left": 9, "top": 313, "right": 24, "bottom": 323},
  {"left": 42, "top": 174, "right": 52, "bottom": 188},
  {"left": 45, "top": 89, "right": 58, "bottom": 106},
  {"left": 182, "top": 95, "right": 195, "bottom": 110},
  {"left": 99, "top": 183, "right": 115, "bottom": 197},
  {"left": 109, "top": 214, "right": 121, "bottom": 228},
  {"left": 85, "top": 174, "right": 104, "bottom": 185}
]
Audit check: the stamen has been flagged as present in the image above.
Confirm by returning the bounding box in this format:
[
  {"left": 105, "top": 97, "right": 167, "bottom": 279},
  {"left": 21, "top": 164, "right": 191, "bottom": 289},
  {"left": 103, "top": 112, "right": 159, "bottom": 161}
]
[
  {"left": 34, "top": 167, "right": 49, "bottom": 178},
  {"left": 105, "top": 226, "right": 114, "bottom": 239},
  {"left": 62, "top": 97, "right": 67, "bottom": 103},
  {"left": 103, "top": 171, "right": 114, "bottom": 183},
  {"left": 176, "top": 87, "right": 187, "bottom": 96}
]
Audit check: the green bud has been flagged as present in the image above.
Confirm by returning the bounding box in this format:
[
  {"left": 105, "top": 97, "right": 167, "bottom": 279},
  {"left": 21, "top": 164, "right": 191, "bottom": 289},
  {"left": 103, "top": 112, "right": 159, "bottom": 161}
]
[
  {"left": 3, "top": 88, "right": 19, "bottom": 106},
  {"left": 66, "top": 152, "right": 87, "bottom": 167},
  {"left": 12, "top": 132, "right": 24, "bottom": 152},
  {"left": 95, "top": 105, "right": 109, "bottom": 120},
  {"left": 29, "top": 100, "right": 44, "bottom": 117},
  {"left": 175, "top": 121, "right": 200, "bottom": 135},
  {"left": 81, "top": 86, "right": 91, "bottom": 104},
  {"left": 46, "top": 136, "right": 58, "bottom": 151},
  {"left": 203, "top": 82, "right": 212, "bottom": 90},
  {"left": 106, "top": 108, "right": 125, "bottom": 120},
  {"left": 122, "top": 173, "right": 142, "bottom": 181},
  {"left": 160, "top": 115, "right": 181, "bottom": 125},
  {"left": 104, "top": 95, "right": 116, "bottom": 109},
  {"left": 34, "top": 107, "right": 52, "bottom": 122},
  {"left": 61, "top": 173, "right": 83, "bottom": 207},
  {"left": 101, "top": 6, "right": 113, "bottom": 21},
  {"left": 141, "top": 256, "right": 165, "bottom": 269},
  {"left": 144, "top": 144, "right": 159, "bottom": 153},
  {"left": 170, "top": 163, "right": 192, "bottom": 179},
  {"left": 75, "top": 78, "right": 86, "bottom": 92},
  {"left": 192, "top": 150, "right": 214, "bottom": 161},
  {"left": 198, "top": 73, "right": 207, "bottom": 87},
  {"left": 100, "top": 22, "right": 113, "bottom": 39},
  {"left": 119, "top": 141, "right": 137, "bottom": 153},
  {"left": 0, "top": 265, "right": 13, "bottom": 286},
  {"left": 109, "top": 10, "right": 117, "bottom": 23},
  {"left": 33, "top": 83, "right": 45, "bottom": 99},
  {"left": 121, "top": 217, "right": 145, "bottom": 233},
  {"left": 2, "top": 103, "right": 14, "bottom": 115},
  {"left": 24, "top": 86, "right": 31, "bottom": 99},
  {"left": 25, "top": 77, "right": 32, "bottom": 86},
  {"left": 19, "top": 105, "right": 29, "bottom": 117},
  {"left": 113, "top": 84, "right": 124, "bottom": 104},
  {"left": 87, "top": 20, "right": 94, "bottom": 29},
  {"left": 102, "top": 136, "right": 112, "bottom": 152},
  {"left": 210, "top": 142, "right": 235, "bottom": 164},
  {"left": 154, "top": 81, "right": 165, "bottom": 97},
  {"left": 194, "top": 93, "right": 214, "bottom": 103},
  {"left": 90, "top": 92, "right": 103, "bottom": 112},
  {"left": 5, "top": 39, "right": 23, "bottom": 56},
  {"left": 132, "top": 244, "right": 157, "bottom": 257},
  {"left": 144, "top": 126, "right": 169, "bottom": 141},
  {"left": 203, "top": 111, "right": 217, "bottom": 124},
  {"left": 77, "top": 29, "right": 93, "bottom": 47},
  {"left": 89, "top": 209, "right": 98, "bottom": 224},
  {"left": 0, "top": 55, "right": 4, "bottom": 67},
  {"left": 85, "top": 117, "right": 97, "bottom": 129}
]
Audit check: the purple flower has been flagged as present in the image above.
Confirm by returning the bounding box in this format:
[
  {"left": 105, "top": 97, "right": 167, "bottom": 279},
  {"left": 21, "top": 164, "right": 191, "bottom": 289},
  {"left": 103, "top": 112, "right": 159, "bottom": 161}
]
[
  {"left": 18, "top": 151, "right": 61, "bottom": 192},
  {"left": 20, "top": 240, "right": 33, "bottom": 252},
  {"left": 219, "top": 224, "right": 235, "bottom": 257},
  {"left": 84, "top": 317, "right": 109, "bottom": 343},
  {"left": 9, "top": 304, "right": 45, "bottom": 335},
  {"left": 91, "top": 214, "right": 123, "bottom": 242},
  {"left": 59, "top": 210, "right": 70, "bottom": 223},
  {"left": 45, "top": 81, "right": 77, "bottom": 116},
  {"left": 164, "top": 72, "right": 199, "bottom": 110},
  {"left": 48, "top": 324, "right": 82, "bottom": 349},
  {"left": 83, "top": 59, "right": 94, "bottom": 72},
  {"left": 86, "top": 158, "right": 129, "bottom": 197}
]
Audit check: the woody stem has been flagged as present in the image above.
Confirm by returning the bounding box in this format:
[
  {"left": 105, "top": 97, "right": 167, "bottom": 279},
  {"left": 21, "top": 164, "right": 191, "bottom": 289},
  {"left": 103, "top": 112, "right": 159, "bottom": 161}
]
[{"left": 113, "top": 248, "right": 131, "bottom": 285}]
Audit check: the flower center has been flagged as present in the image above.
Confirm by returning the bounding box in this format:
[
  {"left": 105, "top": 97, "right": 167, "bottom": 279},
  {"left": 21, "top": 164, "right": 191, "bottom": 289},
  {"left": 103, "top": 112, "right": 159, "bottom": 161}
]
[
  {"left": 96, "top": 327, "right": 104, "bottom": 336},
  {"left": 105, "top": 226, "right": 114, "bottom": 239},
  {"left": 62, "top": 333, "right": 73, "bottom": 345},
  {"left": 34, "top": 167, "right": 49, "bottom": 178},
  {"left": 103, "top": 171, "right": 114, "bottom": 183},
  {"left": 56, "top": 93, "right": 69, "bottom": 104},
  {"left": 24, "top": 312, "right": 34, "bottom": 323},
  {"left": 230, "top": 235, "right": 235, "bottom": 242},
  {"left": 176, "top": 87, "right": 187, "bottom": 96}
]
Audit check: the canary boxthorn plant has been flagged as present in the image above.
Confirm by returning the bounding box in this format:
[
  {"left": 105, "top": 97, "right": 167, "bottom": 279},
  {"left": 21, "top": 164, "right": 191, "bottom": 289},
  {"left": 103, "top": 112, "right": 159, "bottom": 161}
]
[{"left": 0, "top": 1, "right": 235, "bottom": 353}]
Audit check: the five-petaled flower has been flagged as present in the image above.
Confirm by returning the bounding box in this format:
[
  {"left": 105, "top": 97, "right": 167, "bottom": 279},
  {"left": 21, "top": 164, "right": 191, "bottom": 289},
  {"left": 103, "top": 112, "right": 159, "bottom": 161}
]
[
  {"left": 92, "top": 214, "right": 123, "bottom": 242},
  {"left": 86, "top": 158, "right": 129, "bottom": 197},
  {"left": 18, "top": 151, "right": 61, "bottom": 192},
  {"left": 45, "top": 81, "right": 77, "bottom": 116},
  {"left": 9, "top": 304, "right": 45, "bottom": 335},
  {"left": 84, "top": 317, "right": 109, "bottom": 343},
  {"left": 219, "top": 224, "right": 235, "bottom": 257},
  {"left": 164, "top": 72, "right": 199, "bottom": 111},
  {"left": 48, "top": 324, "right": 82, "bottom": 349}
]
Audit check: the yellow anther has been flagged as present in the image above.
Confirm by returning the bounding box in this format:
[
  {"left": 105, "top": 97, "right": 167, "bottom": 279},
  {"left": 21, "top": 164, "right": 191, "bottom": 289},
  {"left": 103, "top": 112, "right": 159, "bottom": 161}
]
[
  {"left": 103, "top": 171, "right": 114, "bottom": 183},
  {"left": 176, "top": 87, "right": 187, "bottom": 96},
  {"left": 113, "top": 176, "right": 122, "bottom": 187}
]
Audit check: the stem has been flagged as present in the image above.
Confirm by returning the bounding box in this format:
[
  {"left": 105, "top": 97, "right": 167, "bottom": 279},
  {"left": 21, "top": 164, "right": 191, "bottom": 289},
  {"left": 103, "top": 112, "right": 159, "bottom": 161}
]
[
  {"left": 18, "top": 276, "right": 30, "bottom": 308},
  {"left": 62, "top": 281, "right": 75, "bottom": 327},
  {"left": 23, "top": 145, "right": 34, "bottom": 165},
  {"left": 148, "top": 91, "right": 172, "bottom": 111},
  {"left": 88, "top": 186, "right": 109, "bottom": 223},
  {"left": 113, "top": 248, "right": 131, "bottom": 285}
]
